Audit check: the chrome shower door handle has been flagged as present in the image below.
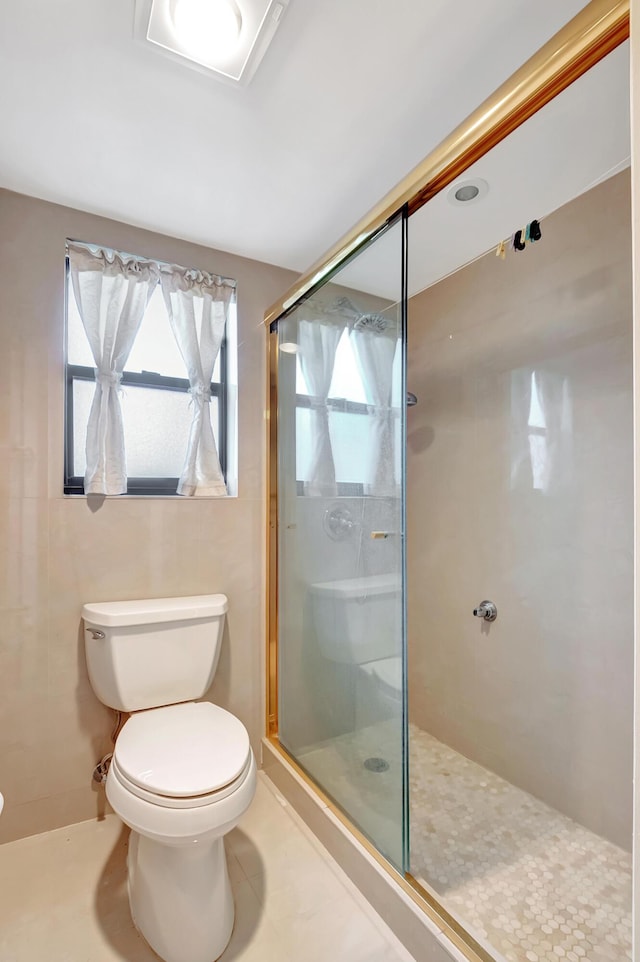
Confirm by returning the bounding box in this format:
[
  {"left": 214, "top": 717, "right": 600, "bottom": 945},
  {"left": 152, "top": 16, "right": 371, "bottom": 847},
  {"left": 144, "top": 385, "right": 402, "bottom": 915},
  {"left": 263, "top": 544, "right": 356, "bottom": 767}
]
[{"left": 473, "top": 600, "right": 497, "bottom": 622}]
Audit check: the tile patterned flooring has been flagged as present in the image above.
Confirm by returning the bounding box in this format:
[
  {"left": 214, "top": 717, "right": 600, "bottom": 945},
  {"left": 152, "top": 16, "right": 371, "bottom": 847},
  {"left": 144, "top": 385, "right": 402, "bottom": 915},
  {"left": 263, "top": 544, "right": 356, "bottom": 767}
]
[
  {"left": 409, "top": 728, "right": 632, "bottom": 962},
  {"left": 0, "top": 773, "right": 416, "bottom": 962},
  {"left": 300, "top": 722, "right": 633, "bottom": 962}
]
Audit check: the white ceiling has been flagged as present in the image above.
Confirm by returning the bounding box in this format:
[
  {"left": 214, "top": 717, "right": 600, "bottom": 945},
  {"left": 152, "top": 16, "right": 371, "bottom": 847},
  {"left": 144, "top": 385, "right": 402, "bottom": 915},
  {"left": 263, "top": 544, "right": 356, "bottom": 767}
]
[
  {"left": 338, "top": 41, "right": 630, "bottom": 300},
  {"left": 0, "top": 0, "right": 592, "bottom": 275}
]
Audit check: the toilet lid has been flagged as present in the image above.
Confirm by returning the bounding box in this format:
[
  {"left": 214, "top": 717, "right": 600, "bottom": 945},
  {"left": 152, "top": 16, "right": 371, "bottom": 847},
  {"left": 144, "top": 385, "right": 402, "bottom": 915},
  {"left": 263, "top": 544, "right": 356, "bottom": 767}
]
[{"left": 114, "top": 702, "right": 251, "bottom": 798}]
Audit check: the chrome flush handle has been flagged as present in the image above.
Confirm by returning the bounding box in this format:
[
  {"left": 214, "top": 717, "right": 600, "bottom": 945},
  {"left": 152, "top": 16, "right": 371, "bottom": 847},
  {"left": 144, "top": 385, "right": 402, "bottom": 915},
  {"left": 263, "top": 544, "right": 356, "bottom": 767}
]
[
  {"left": 86, "top": 628, "right": 105, "bottom": 640},
  {"left": 473, "top": 600, "right": 497, "bottom": 622}
]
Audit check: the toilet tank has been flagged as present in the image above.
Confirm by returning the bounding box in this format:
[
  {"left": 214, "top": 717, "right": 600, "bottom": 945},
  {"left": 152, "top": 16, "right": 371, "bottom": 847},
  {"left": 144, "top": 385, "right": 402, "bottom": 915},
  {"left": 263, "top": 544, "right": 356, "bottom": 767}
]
[
  {"left": 309, "top": 574, "right": 401, "bottom": 665},
  {"left": 82, "top": 594, "right": 228, "bottom": 712}
]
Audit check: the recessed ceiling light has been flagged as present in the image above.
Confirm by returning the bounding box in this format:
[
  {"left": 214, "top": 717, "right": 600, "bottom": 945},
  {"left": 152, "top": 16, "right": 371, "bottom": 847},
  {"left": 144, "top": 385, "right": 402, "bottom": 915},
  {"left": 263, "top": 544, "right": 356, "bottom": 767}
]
[
  {"left": 455, "top": 184, "right": 479, "bottom": 202},
  {"left": 135, "top": 0, "right": 289, "bottom": 86},
  {"left": 171, "top": 0, "right": 243, "bottom": 62},
  {"left": 447, "top": 178, "right": 489, "bottom": 206}
]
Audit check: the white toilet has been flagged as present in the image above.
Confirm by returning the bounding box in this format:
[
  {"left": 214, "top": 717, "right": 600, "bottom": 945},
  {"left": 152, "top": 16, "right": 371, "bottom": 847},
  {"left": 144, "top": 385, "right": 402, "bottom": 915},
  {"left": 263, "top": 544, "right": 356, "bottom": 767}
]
[
  {"left": 82, "top": 594, "right": 256, "bottom": 962},
  {"left": 309, "top": 573, "right": 403, "bottom": 725}
]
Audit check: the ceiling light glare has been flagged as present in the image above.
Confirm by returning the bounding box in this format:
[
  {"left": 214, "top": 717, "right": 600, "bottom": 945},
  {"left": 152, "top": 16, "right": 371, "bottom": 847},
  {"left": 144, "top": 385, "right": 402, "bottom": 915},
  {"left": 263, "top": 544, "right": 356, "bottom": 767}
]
[
  {"left": 447, "top": 178, "right": 489, "bottom": 207},
  {"left": 171, "top": 0, "right": 243, "bottom": 63}
]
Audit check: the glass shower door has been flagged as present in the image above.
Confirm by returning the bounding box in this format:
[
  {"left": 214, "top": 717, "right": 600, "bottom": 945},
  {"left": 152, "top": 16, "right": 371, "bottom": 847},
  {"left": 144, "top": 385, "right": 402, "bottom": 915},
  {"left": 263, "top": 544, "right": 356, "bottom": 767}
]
[{"left": 276, "top": 215, "right": 407, "bottom": 869}]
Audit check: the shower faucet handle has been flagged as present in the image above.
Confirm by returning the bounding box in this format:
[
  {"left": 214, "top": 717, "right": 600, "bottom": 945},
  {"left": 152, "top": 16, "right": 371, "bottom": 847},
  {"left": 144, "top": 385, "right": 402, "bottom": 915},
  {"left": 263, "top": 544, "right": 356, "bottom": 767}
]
[
  {"left": 473, "top": 600, "right": 497, "bottom": 622},
  {"left": 323, "top": 506, "right": 355, "bottom": 541}
]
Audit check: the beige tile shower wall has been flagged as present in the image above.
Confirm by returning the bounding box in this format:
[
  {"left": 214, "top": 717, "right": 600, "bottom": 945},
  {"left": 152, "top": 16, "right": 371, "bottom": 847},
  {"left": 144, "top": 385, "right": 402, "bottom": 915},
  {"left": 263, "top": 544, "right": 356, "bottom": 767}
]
[
  {"left": 0, "top": 189, "right": 296, "bottom": 844},
  {"left": 407, "top": 170, "right": 633, "bottom": 849}
]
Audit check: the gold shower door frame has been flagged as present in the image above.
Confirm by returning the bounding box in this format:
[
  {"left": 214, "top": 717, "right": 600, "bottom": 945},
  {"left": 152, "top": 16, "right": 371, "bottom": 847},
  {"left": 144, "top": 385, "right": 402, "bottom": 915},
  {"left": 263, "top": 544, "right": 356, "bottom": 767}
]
[{"left": 265, "top": 3, "right": 630, "bottom": 961}]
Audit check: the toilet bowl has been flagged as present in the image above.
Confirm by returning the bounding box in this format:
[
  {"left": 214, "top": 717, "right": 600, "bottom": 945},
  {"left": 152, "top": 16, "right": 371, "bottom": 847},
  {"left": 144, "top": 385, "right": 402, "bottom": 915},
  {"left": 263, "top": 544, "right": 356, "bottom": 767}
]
[
  {"left": 354, "top": 655, "right": 403, "bottom": 728},
  {"left": 360, "top": 655, "right": 403, "bottom": 707},
  {"left": 82, "top": 595, "right": 255, "bottom": 962},
  {"left": 107, "top": 702, "right": 256, "bottom": 962}
]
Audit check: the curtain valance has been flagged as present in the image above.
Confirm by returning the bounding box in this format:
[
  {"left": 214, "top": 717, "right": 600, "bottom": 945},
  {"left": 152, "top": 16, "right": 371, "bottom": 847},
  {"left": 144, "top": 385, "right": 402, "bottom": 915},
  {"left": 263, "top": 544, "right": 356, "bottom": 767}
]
[
  {"left": 160, "top": 264, "right": 236, "bottom": 299},
  {"left": 67, "top": 242, "right": 160, "bottom": 282}
]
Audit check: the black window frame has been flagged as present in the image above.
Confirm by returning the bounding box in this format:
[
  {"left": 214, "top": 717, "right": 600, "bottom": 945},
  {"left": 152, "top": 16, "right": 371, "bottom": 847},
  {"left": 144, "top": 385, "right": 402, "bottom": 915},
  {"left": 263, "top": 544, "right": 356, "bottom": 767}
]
[{"left": 64, "top": 254, "right": 229, "bottom": 497}]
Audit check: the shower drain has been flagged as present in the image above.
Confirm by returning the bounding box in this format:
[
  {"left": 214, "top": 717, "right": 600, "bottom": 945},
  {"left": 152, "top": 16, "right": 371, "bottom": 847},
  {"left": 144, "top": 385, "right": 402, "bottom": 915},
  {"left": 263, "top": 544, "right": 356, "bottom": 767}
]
[{"left": 363, "top": 756, "right": 390, "bottom": 773}]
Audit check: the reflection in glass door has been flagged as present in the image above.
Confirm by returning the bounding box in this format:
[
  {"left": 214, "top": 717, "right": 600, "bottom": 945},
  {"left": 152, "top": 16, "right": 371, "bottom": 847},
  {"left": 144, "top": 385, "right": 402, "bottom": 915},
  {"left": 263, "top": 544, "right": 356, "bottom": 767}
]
[
  {"left": 405, "top": 45, "right": 633, "bottom": 960},
  {"left": 276, "top": 215, "right": 407, "bottom": 869}
]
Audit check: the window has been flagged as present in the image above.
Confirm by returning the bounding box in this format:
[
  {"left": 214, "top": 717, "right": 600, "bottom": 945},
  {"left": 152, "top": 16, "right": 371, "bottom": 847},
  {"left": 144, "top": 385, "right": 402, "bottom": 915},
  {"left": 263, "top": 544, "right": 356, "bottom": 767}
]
[
  {"left": 64, "top": 242, "right": 237, "bottom": 497},
  {"left": 295, "top": 328, "right": 402, "bottom": 493}
]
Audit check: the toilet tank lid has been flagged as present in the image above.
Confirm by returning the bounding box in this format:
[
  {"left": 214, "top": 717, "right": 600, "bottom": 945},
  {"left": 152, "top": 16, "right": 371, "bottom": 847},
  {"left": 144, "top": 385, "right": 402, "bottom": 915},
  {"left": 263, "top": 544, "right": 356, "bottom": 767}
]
[
  {"left": 82, "top": 594, "right": 228, "bottom": 627},
  {"left": 309, "top": 573, "right": 400, "bottom": 599}
]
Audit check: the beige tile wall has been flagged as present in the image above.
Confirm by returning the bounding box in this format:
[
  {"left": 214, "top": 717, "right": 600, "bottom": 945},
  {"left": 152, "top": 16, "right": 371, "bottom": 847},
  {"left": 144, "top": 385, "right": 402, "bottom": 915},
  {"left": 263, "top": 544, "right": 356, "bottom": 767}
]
[
  {"left": 407, "top": 170, "right": 633, "bottom": 849},
  {"left": 0, "top": 189, "right": 296, "bottom": 843}
]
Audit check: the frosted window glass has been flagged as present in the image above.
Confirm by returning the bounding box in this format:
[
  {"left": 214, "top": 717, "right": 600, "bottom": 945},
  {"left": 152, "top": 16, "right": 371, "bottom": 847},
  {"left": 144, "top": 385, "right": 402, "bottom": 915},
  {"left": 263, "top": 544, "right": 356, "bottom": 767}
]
[
  {"left": 330, "top": 410, "right": 375, "bottom": 484},
  {"left": 295, "top": 329, "right": 367, "bottom": 404},
  {"left": 126, "top": 286, "right": 184, "bottom": 377},
  {"left": 72, "top": 379, "right": 218, "bottom": 479},
  {"left": 72, "top": 380, "right": 94, "bottom": 476},
  {"left": 296, "top": 406, "right": 394, "bottom": 486}
]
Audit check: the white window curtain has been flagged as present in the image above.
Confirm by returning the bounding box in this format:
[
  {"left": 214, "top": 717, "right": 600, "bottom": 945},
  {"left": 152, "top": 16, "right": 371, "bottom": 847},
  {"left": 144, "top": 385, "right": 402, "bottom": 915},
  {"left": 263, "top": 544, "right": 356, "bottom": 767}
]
[
  {"left": 351, "top": 315, "right": 399, "bottom": 496},
  {"left": 161, "top": 267, "right": 235, "bottom": 497},
  {"left": 68, "top": 243, "right": 160, "bottom": 495},
  {"left": 298, "top": 317, "right": 346, "bottom": 496}
]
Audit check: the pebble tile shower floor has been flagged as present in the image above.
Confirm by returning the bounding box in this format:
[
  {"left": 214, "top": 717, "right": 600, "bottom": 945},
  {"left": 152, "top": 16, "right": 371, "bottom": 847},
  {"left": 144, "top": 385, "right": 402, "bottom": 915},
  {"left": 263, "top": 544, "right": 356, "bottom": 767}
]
[
  {"left": 409, "top": 728, "right": 631, "bottom": 962},
  {"left": 300, "top": 722, "right": 632, "bottom": 962}
]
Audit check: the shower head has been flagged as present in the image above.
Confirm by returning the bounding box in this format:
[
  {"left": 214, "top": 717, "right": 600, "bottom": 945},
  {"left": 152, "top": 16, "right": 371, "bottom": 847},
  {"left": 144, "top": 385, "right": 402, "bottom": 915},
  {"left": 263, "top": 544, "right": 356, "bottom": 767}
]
[
  {"left": 407, "top": 392, "right": 418, "bottom": 407},
  {"left": 353, "top": 312, "right": 391, "bottom": 334}
]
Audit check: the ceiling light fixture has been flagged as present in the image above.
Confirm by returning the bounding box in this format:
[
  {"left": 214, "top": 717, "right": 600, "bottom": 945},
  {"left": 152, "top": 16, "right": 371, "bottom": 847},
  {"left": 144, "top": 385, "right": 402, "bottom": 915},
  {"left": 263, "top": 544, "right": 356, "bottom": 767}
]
[
  {"left": 171, "top": 0, "right": 243, "bottom": 62},
  {"left": 136, "top": 0, "right": 289, "bottom": 86},
  {"left": 455, "top": 184, "right": 479, "bottom": 202},
  {"left": 447, "top": 178, "right": 489, "bottom": 206}
]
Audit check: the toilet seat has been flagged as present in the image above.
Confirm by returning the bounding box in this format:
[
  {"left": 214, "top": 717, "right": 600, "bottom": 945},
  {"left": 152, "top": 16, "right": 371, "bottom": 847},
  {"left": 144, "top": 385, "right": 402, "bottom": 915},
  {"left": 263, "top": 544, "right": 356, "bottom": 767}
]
[
  {"left": 110, "top": 752, "right": 253, "bottom": 809},
  {"left": 361, "top": 656, "right": 403, "bottom": 700},
  {"left": 113, "top": 701, "right": 252, "bottom": 807},
  {"left": 370, "top": 656, "right": 402, "bottom": 699}
]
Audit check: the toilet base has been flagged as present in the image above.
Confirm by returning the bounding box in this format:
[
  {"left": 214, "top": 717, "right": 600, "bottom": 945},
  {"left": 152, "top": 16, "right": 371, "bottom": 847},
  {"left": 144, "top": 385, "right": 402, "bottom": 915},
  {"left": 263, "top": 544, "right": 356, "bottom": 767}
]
[{"left": 127, "top": 830, "right": 234, "bottom": 962}]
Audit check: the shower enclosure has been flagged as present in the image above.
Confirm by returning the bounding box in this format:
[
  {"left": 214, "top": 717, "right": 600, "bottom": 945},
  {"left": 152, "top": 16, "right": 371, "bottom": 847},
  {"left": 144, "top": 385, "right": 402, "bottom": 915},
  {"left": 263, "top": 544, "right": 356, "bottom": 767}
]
[
  {"left": 266, "top": 4, "right": 633, "bottom": 962},
  {"left": 274, "top": 215, "right": 408, "bottom": 869}
]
